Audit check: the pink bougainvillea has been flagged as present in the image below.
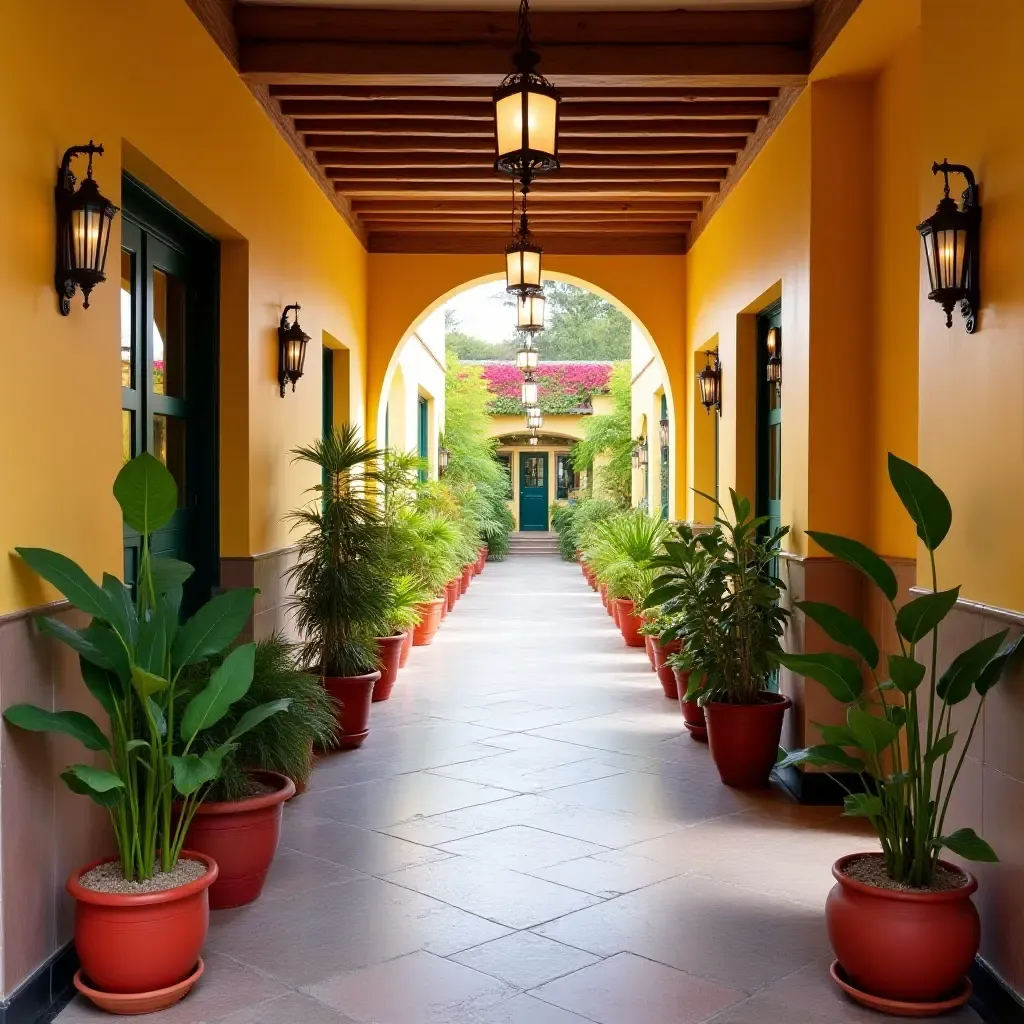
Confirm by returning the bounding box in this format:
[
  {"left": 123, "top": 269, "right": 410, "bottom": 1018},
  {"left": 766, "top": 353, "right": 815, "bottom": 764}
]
[{"left": 480, "top": 361, "right": 614, "bottom": 415}]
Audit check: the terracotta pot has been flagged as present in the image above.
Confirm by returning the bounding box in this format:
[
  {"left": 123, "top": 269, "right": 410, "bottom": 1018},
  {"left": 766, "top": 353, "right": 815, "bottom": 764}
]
[
  {"left": 439, "top": 594, "right": 448, "bottom": 620},
  {"left": 373, "top": 632, "right": 406, "bottom": 701},
  {"left": 827, "top": 853, "right": 980, "bottom": 1004},
  {"left": 445, "top": 578, "right": 460, "bottom": 611},
  {"left": 399, "top": 626, "right": 414, "bottom": 667},
  {"left": 653, "top": 639, "right": 681, "bottom": 698},
  {"left": 612, "top": 598, "right": 621, "bottom": 626},
  {"left": 704, "top": 692, "right": 790, "bottom": 788},
  {"left": 413, "top": 599, "right": 444, "bottom": 646},
  {"left": 184, "top": 771, "right": 295, "bottom": 910},
  {"left": 615, "top": 599, "right": 646, "bottom": 648},
  {"left": 461, "top": 565, "right": 472, "bottom": 593},
  {"left": 644, "top": 634, "right": 657, "bottom": 671},
  {"left": 474, "top": 549, "right": 486, "bottom": 575},
  {"left": 322, "top": 670, "right": 380, "bottom": 749},
  {"left": 67, "top": 851, "right": 217, "bottom": 998},
  {"left": 674, "top": 668, "right": 708, "bottom": 742}
]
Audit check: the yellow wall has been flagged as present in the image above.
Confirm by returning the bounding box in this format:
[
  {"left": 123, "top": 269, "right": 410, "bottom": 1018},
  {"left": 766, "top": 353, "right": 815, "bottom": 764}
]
[
  {"left": 918, "top": 0, "right": 1024, "bottom": 609},
  {"left": 367, "top": 254, "right": 686, "bottom": 513},
  {"left": 0, "top": 0, "right": 367, "bottom": 615}
]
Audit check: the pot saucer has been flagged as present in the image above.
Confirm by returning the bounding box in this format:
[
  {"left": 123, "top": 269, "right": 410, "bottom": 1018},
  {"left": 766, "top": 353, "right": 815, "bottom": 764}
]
[
  {"left": 830, "top": 960, "right": 973, "bottom": 1017},
  {"left": 74, "top": 958, "right": 204, "bottom": 1015}
]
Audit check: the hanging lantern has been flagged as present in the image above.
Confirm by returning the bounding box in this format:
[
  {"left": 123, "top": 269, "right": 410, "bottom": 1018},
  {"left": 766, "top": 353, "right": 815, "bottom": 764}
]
[
  {"left": 527, "top": 409, "right": 543, "bottom": 430},
  {"left": 659, "top": 417, "right": 670, "bottom": 449},
  {"left": 521, "top": 379, "right": 539, "bottom": 406},
  {"left": 55, "top": 142, "right": 118, "bottom": 315},
  {"left": 516, "top": 341, "right": 539, "bottom": 371},
  {"left": 528, "top": 434, "right": 539, "bottom": 446},
  {"left": 766, "top": 327, "right": 782, "bottom": 394},
  {"left": 697, "top": 349, "right": 721, "bottom": 415},
  {"left": 493, "top": 0, "right": 560, "bottom": 182},
  {"left": 517, "top": 290, "right": 546, "bottom": 333},
  {"left": 505, "top": 202, "right": 543, "bottom": 295},
  {"left": 278, "top": 304, "right": 311, "bottom": 397},
  {"left": 917, "top": 160, "right": 981, "bottom": 332}
]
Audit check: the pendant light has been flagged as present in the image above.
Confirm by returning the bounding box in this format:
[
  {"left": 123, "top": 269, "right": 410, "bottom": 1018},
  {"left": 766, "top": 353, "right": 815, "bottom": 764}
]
[
  {"left": 517, "top": 290, "right": 546, "bottom": 333},
  {"left": 516, "top": 340, "right": 539, "bottom": 372},
  {"left": 493, "top": 0, "right": 560, "bottom": 183},
  {"left": 505, "top": 184, "right": 543, "bottom": 295},
  {"left": 521, "top": 378, "right": 539, "bottom": 407}
]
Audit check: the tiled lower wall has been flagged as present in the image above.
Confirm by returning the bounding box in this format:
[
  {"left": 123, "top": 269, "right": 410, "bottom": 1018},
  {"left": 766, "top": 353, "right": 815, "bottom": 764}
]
[
  {"left": 0, "top": 545, "right": 300, "bottom": 999},
  {"left": 916, "top": 594, "right": 1024, "bottom": 1000}
]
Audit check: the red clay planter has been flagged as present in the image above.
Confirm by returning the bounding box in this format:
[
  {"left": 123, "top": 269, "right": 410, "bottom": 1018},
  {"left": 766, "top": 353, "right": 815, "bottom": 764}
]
[
  {"left": 673, "top": 668, "right": 707, "bottom": 741},
  {"left": 644, "top": 635, "right": 656, "bottom": 670},
  {"left": 653, "top": 638, "right": 681, "bottom": 698},
  {"left": 184, "top": 771, "right": 295, "bottom": 910},
  {"left": 373, "top": 632, "right": 407, "bottom": 702},
  {"left": 323, "top": 670, "right": 380, "bottom": 749},
  {"left": 399, "top": 626, "right": 414, "bottom": 667},
  {"left": 67, "top": 851, "right": 218, "bottom": 1002},
  {"left": 704, "top": 692, "right": 790, "bottom": 787},
  {"left": 461, "top": 565, "right": 472, "bottom": 593},
  {"left": 827, "top": 853, "right": 979, "bottom": 1008},
  {"left": 445, "top": 579, "right": 460, "bottom": 611},
  {"left": 615, "top": 599, "right": 645, "bottom": 647},
  {"left": 413, "top": 599, "right": 444, "bottom": 645}
]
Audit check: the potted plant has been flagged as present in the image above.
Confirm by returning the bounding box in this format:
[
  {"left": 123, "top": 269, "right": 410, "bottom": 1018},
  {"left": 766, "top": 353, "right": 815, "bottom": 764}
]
[
  {"left": 648, "top": 492, "right": 790, "bottom": 786},
  {"left": 775, "top": 455, "right": 1021, "bottom": 1012},
  {"left": 287, "top": 426, "right": 391, "bottom": 749},
  {"left": 374, "top": 574, "right": 428, "bottom": 701},
  {"left": 178, "top": 633, "right": 336, "bottom": 908},
  {"left": 2, "top": 454, "right": 288, "bottom": 1012}
]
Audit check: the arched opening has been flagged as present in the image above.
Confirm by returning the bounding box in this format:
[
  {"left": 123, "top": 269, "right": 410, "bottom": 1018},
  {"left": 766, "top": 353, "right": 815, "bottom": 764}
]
[{"left": 373, "top": 270, "right": 680, "bottom": 520}]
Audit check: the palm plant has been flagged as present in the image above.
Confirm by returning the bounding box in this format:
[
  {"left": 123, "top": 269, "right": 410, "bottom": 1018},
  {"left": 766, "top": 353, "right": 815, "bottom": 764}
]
[
  {"left": 287, "top": 425, "right": 392, "bottom": 677},
  {"left": 588, "top": 511, "right": 669, "bottom": 605},
  {"left": 395, "top": 507, "right": 461, "bottom": 596},
  {"left": 386, "top": 574, "right": 430, "bottom": 633}
]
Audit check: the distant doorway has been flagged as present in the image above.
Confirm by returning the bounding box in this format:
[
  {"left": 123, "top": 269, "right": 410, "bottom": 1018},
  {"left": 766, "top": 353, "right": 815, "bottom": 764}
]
[
  {"left": 519, "top": 452, "right": 549, "bottom": 531},
  {"left": 756, "top": 301, "right": 783, "bottom": 541}
]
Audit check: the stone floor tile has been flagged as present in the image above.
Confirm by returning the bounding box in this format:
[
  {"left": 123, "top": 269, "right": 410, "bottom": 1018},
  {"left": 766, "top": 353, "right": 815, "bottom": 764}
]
[
  {"left": 531, "top": 952, "right": 744, "bottom": 1024},
  {"left": 282, "top": 815, "right": 453, "bottom": 875},
  {"left": 207, "top": 875, "right": 509, "bottom": 986},
  {"left": 534, "top": 873, "right": 830, "bottom": 993},
  {"left": 437, "top": 825, "right": 609, "bottom": 871},
  {"left": 308, "top": 950, "right": 516, "bottom": 1023},
  {"left": 378, "top": 794, "right": 555, "bottom": 846},
  {"left": 385, "top": 856, "right": 605, "bottom": 929},
  {"left": 527, "top": 848, "right": 684, "bottom": 898},
  {"left": 468, "top": 993, "right": 601, "bottom": 1023},
  {"left": 212, "top": 992, "right": 359, "bottom": 1024},
  {"left": 260, "top": 847, "right": 364, "bottom": 901},
  {"left": 449, "top": 931, "right": 602, "bottom": 990},
  {"left": 54, "top": 953, "right": 287, "bottom": 1024}
]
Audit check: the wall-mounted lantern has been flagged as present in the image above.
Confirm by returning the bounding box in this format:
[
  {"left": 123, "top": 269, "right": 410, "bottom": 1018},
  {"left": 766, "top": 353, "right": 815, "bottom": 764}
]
[
  {"left": 438, "top": 444, "right": 451, "bottom": 476},
  {"left": 278, "top": 304, "right": 310, "bottom": 397},
  {"left": 521, "top": 378, "right": 539, "bottom": 406},
  {"left": 493, "top": 0, "right": 560, "bottom": 183},
  {"left": 766, "top": 326, "right": 782, "bottom": 395},
  {"left": 55, "top": 142, "right": 118, "bottom": 315},
  {"left": 697, "top": 348, "right": 722, "bottom": 415},
  {"left": 632, "top": 437, "right": 649, "bottom": 470},
  {"left": 517, "top": 290, "right": 546, "bottom": 333},
  {"left": 516, "top": 341, "right": 539, "bottom": 371},
  {"left": 658, "top": 417, "right": 670, "bottom": 449},
  {"left": 917, "top": 160, "right": 981, "bottom": 333}
]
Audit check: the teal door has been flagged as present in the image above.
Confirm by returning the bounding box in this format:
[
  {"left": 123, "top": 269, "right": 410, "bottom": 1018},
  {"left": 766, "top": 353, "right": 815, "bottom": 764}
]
[
  {"left": 519, "top": 452, "right": 549, "bottom": 531},
  {"left": 417, "top": 396, "right": 428, "bottom": 482},
  {"left": 757, "top": 302, "right": 783, "bottom": 542}
]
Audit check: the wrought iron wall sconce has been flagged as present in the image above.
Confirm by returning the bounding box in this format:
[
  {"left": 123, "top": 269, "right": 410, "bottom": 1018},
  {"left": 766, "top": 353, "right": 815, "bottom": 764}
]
[
  {"left": 55, "top": 142, "right": 118, "bottom": 315},
  {"left": 917, "top": 160, "right": 981, "bottom": 333},
  {"left": 278, "top": 304, "right": 310, "bottom": 397},
  {"left": 766, "top": 327, "right": 782, "bottom": 395},
  {"left": 438, "top": 445, "right": 451, "bottom": 476},
  {"left": 697, "top": 349, "right": 722, "bottom": 414},
  {"left": 632, "top": 438, "right": 649, "bottom": 470},
  {"left": 659, "top": 417, "right": 670, "bottom": 450}
]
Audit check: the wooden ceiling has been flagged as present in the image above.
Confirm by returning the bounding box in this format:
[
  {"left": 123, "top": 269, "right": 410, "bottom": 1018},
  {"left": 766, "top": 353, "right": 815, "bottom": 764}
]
[{"left": 216, "top": 1, "right": 852, "bottom": 254}]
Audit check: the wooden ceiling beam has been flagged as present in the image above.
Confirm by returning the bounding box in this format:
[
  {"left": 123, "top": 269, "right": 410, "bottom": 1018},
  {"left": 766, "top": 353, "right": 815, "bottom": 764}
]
[
  {"left": 280, "top": 99, "right": 771, "bottom": 120},
  {"left": 366, "top": 232, "right": 689, "bottom": 256},
  {"left": 351, "top": 200, "right": 703, "bottom": 214},
  {"left": 368, "top": 221, "right": 690, "bottom": 233},
  {"left": 299, "top": 118, "right": 759, "bottom": 138},
  {"left": 308, "top": 135, "right": 749, "bottom": 155},
  {"left": 269, "top": 84, "right": 781, "bottom": 102},
  {"left": 318, "top": 152, "right": 735, "bottom": 170},
  {"left": 336, "top": 180, "right": 719, "bottom": 195},
  {"left": 328, "top": 169, "right": 727, "bottom": 185}
]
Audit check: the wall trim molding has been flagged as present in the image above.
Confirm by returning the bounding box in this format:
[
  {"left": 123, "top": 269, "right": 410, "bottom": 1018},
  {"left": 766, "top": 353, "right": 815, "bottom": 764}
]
[
  {"left": 0, "top": 598, "right": 67, "bottom": 627},
  {"left": 0, "top": 941, "right": 77, "bottom": 1024},
  {"left": 971, "top": 957, "right": 1024, "bottom": 1024},
  {"left": 909, "top": 588, "right": 1024, "bottom": 629}
]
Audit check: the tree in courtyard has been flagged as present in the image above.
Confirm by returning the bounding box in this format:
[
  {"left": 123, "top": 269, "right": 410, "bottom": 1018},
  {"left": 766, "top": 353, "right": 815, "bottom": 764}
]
[{"left": 571, "top": 362, "right": 632, "bottom": 505}]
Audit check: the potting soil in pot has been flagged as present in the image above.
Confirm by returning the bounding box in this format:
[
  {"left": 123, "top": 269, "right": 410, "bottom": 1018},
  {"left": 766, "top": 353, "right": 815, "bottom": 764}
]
[
  {"left": 78, "top": 859, "right": 208, "bottom": 895},
  {"left": 841, "top": 855, "right": 968, "bottom": 894}
]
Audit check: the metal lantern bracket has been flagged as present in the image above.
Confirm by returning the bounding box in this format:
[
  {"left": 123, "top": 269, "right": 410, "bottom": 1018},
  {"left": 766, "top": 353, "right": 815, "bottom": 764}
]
[{"left": 278, "top": 303, "right": 311, "bottom": 397}]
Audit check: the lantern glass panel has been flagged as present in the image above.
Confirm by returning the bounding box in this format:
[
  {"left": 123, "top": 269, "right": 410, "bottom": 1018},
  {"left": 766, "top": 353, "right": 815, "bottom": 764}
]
[
  {"left": 521, "top": 381, "right": 538, "bottom": 406},
  {"left": 516, "top": 345, "right": 539, "bottom": 371},
  {"left": 496, "top": 88, "right": 558, "bottom": 166},
  {"left": 659, "top": 419, "right": 670, "bottom": 449},
  {"left": 506, "top": 247, "right": 541, "bottom": 292},
  {"left": 517, "top": 291, "right": 546, "bottom": 332}
]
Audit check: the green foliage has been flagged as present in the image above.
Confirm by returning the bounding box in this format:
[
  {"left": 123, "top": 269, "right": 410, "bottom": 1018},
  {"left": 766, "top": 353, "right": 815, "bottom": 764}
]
[
  {"left": 571, "top": 363, "right": 632, "bottom": 504},
  {"left": 583, "top": 510, "right": 668, "bottom": 605},
  {"left": 775, "top": 454, "right": 1021, "bottom": 886},
  {"left": 532, "top": 282, "right": 631, "bottom": 360},
  {"left": 182, "top": 633, "right": 337, "bottom": 801},
  {"left": 646, "top": 491, "right": 790, "bottom": 707},
  {"left": 5, "top": 454, "right": 287, "bottom": 880},
  {"left": 287, "top": 425, "right": 392, "bottom": 677}
]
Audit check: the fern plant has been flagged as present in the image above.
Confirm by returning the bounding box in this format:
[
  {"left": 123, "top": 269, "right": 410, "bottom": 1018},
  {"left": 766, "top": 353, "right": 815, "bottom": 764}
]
[{"left": 587, "top": 511, "right": 668, "bottom": 605}]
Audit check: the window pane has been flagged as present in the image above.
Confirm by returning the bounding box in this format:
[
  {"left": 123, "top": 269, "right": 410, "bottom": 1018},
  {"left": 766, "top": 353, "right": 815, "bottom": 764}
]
[
  {"left": 153, "top": 414, "right": 186, "bottom": 506},
  {"left": 120, "top": 250, "right": 134, "bottom": 388},
  {"left": 122, "top": 410, "right": 134, "bottom": 464},
  {"left": 152, "top": 268, "right": 186, "bottom": 398},
  {"left": 525, "top": 456, "right": 544, "bottom": 488},
  {"left": 768, "top": 423, "right": 781, "bottom": 501}
]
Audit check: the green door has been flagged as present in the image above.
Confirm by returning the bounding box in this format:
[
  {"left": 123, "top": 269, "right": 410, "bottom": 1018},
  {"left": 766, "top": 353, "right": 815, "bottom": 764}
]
[
  {"left": 519, "top": 452, "right": 549, "bottom": 531},
  {"left": 120, "top": 177, "right": 218, "bottom": 613},
  {"left": 756, "top": 302, "right": 783, "bottom": 542},
  {"left": 659, "top": 393, "right": 670, "bottom": 520},
  {"left": 417, "top": 395, "right": 428, "bottom": 483}
]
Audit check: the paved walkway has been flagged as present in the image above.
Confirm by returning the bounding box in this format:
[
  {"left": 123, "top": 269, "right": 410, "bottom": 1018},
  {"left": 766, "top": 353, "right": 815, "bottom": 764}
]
[{"left": 60, "top": 556, "right": 981, "bottom": 1023}]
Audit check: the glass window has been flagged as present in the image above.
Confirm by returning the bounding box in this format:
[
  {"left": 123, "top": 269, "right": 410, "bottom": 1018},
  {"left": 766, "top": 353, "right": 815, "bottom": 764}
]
[
  {"left": 153, "top": 414, "right": 187, "bottom": 505},
  {"left": 120, "top": 250, "right": 134, "bottom": 388},
  {"left": 152, "top": 267, "right": 186, "bottom": 398},
  {"left": 556, "top": 454, "right": 571, "bottom": 500},
  {"left": 524, "top": 456, "right": 545, "bottom": 488}
]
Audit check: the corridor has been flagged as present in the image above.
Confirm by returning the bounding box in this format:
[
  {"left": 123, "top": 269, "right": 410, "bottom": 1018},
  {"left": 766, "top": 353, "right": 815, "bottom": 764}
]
[{"left": 61, "top": 556, "right": 979, "bottom": 1024}]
